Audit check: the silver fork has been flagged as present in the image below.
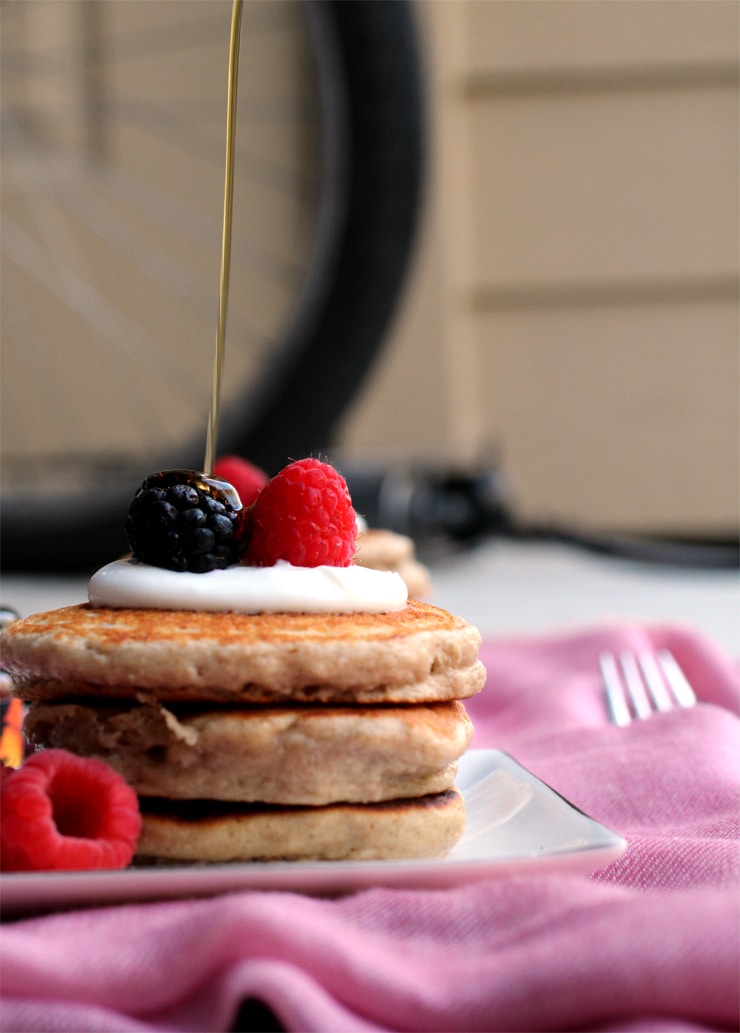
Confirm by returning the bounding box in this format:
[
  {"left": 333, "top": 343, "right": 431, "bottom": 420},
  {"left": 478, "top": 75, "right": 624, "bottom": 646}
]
[{"left": 599, "top": 649, "right": 697, "bottom": 726}]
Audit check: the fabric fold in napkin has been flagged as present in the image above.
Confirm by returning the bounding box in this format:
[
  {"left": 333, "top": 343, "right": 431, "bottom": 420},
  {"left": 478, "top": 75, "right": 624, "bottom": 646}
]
[{"left": 2, "top": 621, "right": 739, "bottom": 1033}]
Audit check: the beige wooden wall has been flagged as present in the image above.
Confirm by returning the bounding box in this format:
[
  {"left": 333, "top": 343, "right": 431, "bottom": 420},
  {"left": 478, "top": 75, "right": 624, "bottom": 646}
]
[{"left": 339, "top": 0, "right": 739, "bottom": 537}]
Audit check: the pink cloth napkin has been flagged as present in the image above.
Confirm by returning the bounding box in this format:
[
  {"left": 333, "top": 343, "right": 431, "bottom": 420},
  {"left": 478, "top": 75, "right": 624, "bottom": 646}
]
[{"left": 2, "top": 622, "right": 738, "bottom": 1033}]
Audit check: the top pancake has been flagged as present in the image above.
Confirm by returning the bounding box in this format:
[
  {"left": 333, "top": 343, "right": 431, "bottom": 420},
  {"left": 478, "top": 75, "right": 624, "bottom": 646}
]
[{"left": 1, "top": 600, "right": 485, "bottom": 704}]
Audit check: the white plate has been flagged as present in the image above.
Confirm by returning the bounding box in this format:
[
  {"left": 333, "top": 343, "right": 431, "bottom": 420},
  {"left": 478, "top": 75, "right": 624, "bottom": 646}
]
[{"left": 0, "top": 750, "right": 626, "bottom": 916}]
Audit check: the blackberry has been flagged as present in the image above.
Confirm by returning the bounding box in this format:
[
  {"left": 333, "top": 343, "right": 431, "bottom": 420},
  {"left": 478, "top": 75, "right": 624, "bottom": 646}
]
[{"left": 125, "top": 470, "right": 243, "bottom": 573}]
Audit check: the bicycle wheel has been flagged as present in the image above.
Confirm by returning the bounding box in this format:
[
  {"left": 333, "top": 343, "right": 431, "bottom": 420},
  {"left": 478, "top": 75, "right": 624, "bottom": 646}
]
[{"left": 0, "top": 0, "right": 424, "bottom": 571}]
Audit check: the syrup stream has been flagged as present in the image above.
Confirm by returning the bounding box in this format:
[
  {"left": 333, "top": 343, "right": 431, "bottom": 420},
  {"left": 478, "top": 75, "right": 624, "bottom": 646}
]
[{"left": 204, "top": 0, "right": 243, "bottom": 475}]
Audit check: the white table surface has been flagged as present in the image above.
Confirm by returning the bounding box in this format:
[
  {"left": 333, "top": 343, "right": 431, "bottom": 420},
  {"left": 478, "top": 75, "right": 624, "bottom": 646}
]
[
  {"left": 430, "top": 541, "right": 738, "bottom": 656},
  {"left": 2, "top": 540, "right": 737, "bottom": 656}
]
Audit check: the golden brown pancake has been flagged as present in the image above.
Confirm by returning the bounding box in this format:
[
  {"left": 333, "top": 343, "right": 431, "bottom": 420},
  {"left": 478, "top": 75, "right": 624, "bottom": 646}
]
[
  {"left": 356, "top": 529, "right": 415, "bottom": 568},
  {"left": 2, "top": 600, "right": 484, "bottom": 704},
  {"left": 24, "top": 698, "right": 473, "bottom": 805},
  {"left": 135, "top": 788, "right": 466, "bottom": 863}
]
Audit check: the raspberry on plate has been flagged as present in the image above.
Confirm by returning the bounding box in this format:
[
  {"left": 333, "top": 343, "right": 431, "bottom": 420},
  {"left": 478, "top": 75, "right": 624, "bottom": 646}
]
[
  {"left": 213, "top": 455, "right": 268, "bottom": 509},
  {"left": 0, "top": 749, "right": 141, "bottom": 872},
  {"left": 243, "top": 458, "right": 358, "bottom": 567}
]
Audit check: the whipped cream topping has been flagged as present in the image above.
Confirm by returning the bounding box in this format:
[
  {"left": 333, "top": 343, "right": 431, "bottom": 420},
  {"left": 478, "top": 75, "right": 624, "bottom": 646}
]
[{"left": 88, "top": 558, "right": 408, "bottom": 614}]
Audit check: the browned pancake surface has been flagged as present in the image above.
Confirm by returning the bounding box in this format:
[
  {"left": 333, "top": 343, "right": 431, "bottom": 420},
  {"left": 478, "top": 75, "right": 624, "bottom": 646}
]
[
  {"left": 2, "top": 600, "right": 484, "bottom": 703},
  {"left": 4, "top": 599, "right": 460, "bottom": 646}
]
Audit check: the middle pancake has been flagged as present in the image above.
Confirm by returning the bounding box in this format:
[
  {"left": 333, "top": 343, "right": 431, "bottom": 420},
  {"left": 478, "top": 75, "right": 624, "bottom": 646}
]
[{"left": 24, "top": 698, "right": 474, "bottom": 805}]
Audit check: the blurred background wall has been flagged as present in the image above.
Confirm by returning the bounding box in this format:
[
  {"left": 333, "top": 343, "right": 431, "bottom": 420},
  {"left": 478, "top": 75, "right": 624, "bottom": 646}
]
[
  {"left": 2, "top": 0, "right": 738, "bottom": 553},
  {"left": 339, "top": 0, "right": 739, "bottom": 538}
]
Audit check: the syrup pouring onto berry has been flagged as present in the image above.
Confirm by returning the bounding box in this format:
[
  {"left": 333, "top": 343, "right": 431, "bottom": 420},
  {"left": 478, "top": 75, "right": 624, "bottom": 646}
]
[
  {"left": 127, "top": 1, "right": 246, "bottom": 571},
  {"left": 125, "top": 4, "right": 359, "bottom": 576},
  {"left": 204, "top": 0, "right": 242, "bottom": 478}
]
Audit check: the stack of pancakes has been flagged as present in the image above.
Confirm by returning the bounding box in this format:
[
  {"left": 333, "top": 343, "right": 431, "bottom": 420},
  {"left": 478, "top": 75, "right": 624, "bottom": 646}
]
[{"left": 1, "top": 600, "right": 485, "bottom": 864}]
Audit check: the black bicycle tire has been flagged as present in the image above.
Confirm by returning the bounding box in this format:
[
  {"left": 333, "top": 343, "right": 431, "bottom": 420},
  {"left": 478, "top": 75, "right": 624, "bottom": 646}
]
[{"left": 1, "top": 0, "right": 425, "bottom": 572}]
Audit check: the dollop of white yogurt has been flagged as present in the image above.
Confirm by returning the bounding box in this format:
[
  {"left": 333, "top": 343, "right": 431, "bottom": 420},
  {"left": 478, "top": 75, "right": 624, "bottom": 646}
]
[{"left": 88, "top": 558, "right": 408, "bottom": 614}]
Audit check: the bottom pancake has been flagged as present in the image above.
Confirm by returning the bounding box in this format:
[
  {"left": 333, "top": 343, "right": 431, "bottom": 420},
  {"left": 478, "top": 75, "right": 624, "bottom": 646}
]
[{"left": 136, "top": 789, "right": 466, "bottom": 863}]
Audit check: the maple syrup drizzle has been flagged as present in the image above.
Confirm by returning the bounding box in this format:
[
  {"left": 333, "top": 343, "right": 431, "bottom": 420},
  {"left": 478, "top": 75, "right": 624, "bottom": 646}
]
[{"left": 204, "top": 0, "right": 243, "bottom": 476}]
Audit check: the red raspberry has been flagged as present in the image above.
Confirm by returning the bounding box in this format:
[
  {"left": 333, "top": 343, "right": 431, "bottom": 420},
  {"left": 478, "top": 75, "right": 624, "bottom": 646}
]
[
  {"left": 213, "top": 455, "right": 268, "bottom": 509},
  {"left": 243, "top": 458, "right": 357, "bottom": 567},
  {"left": 0, "top": 749, "right": 141, "bottom": 872}
]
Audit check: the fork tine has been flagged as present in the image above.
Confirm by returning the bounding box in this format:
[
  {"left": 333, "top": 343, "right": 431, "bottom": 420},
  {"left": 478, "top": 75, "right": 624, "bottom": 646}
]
[
  {"left": 637, "top": 651, "right": 674, "bottom": 713},
  {"left": 601, "top": 648, "right": 697, "bottom": 725},
  {"left": 657, "top": 650, "right": 698, "bottom": 708},
  {"left": 619, "top": 651, "right": 653, "bottom": 720},
  {"left": 599, "top": 652, "right": 631, "bottom": 726}
]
